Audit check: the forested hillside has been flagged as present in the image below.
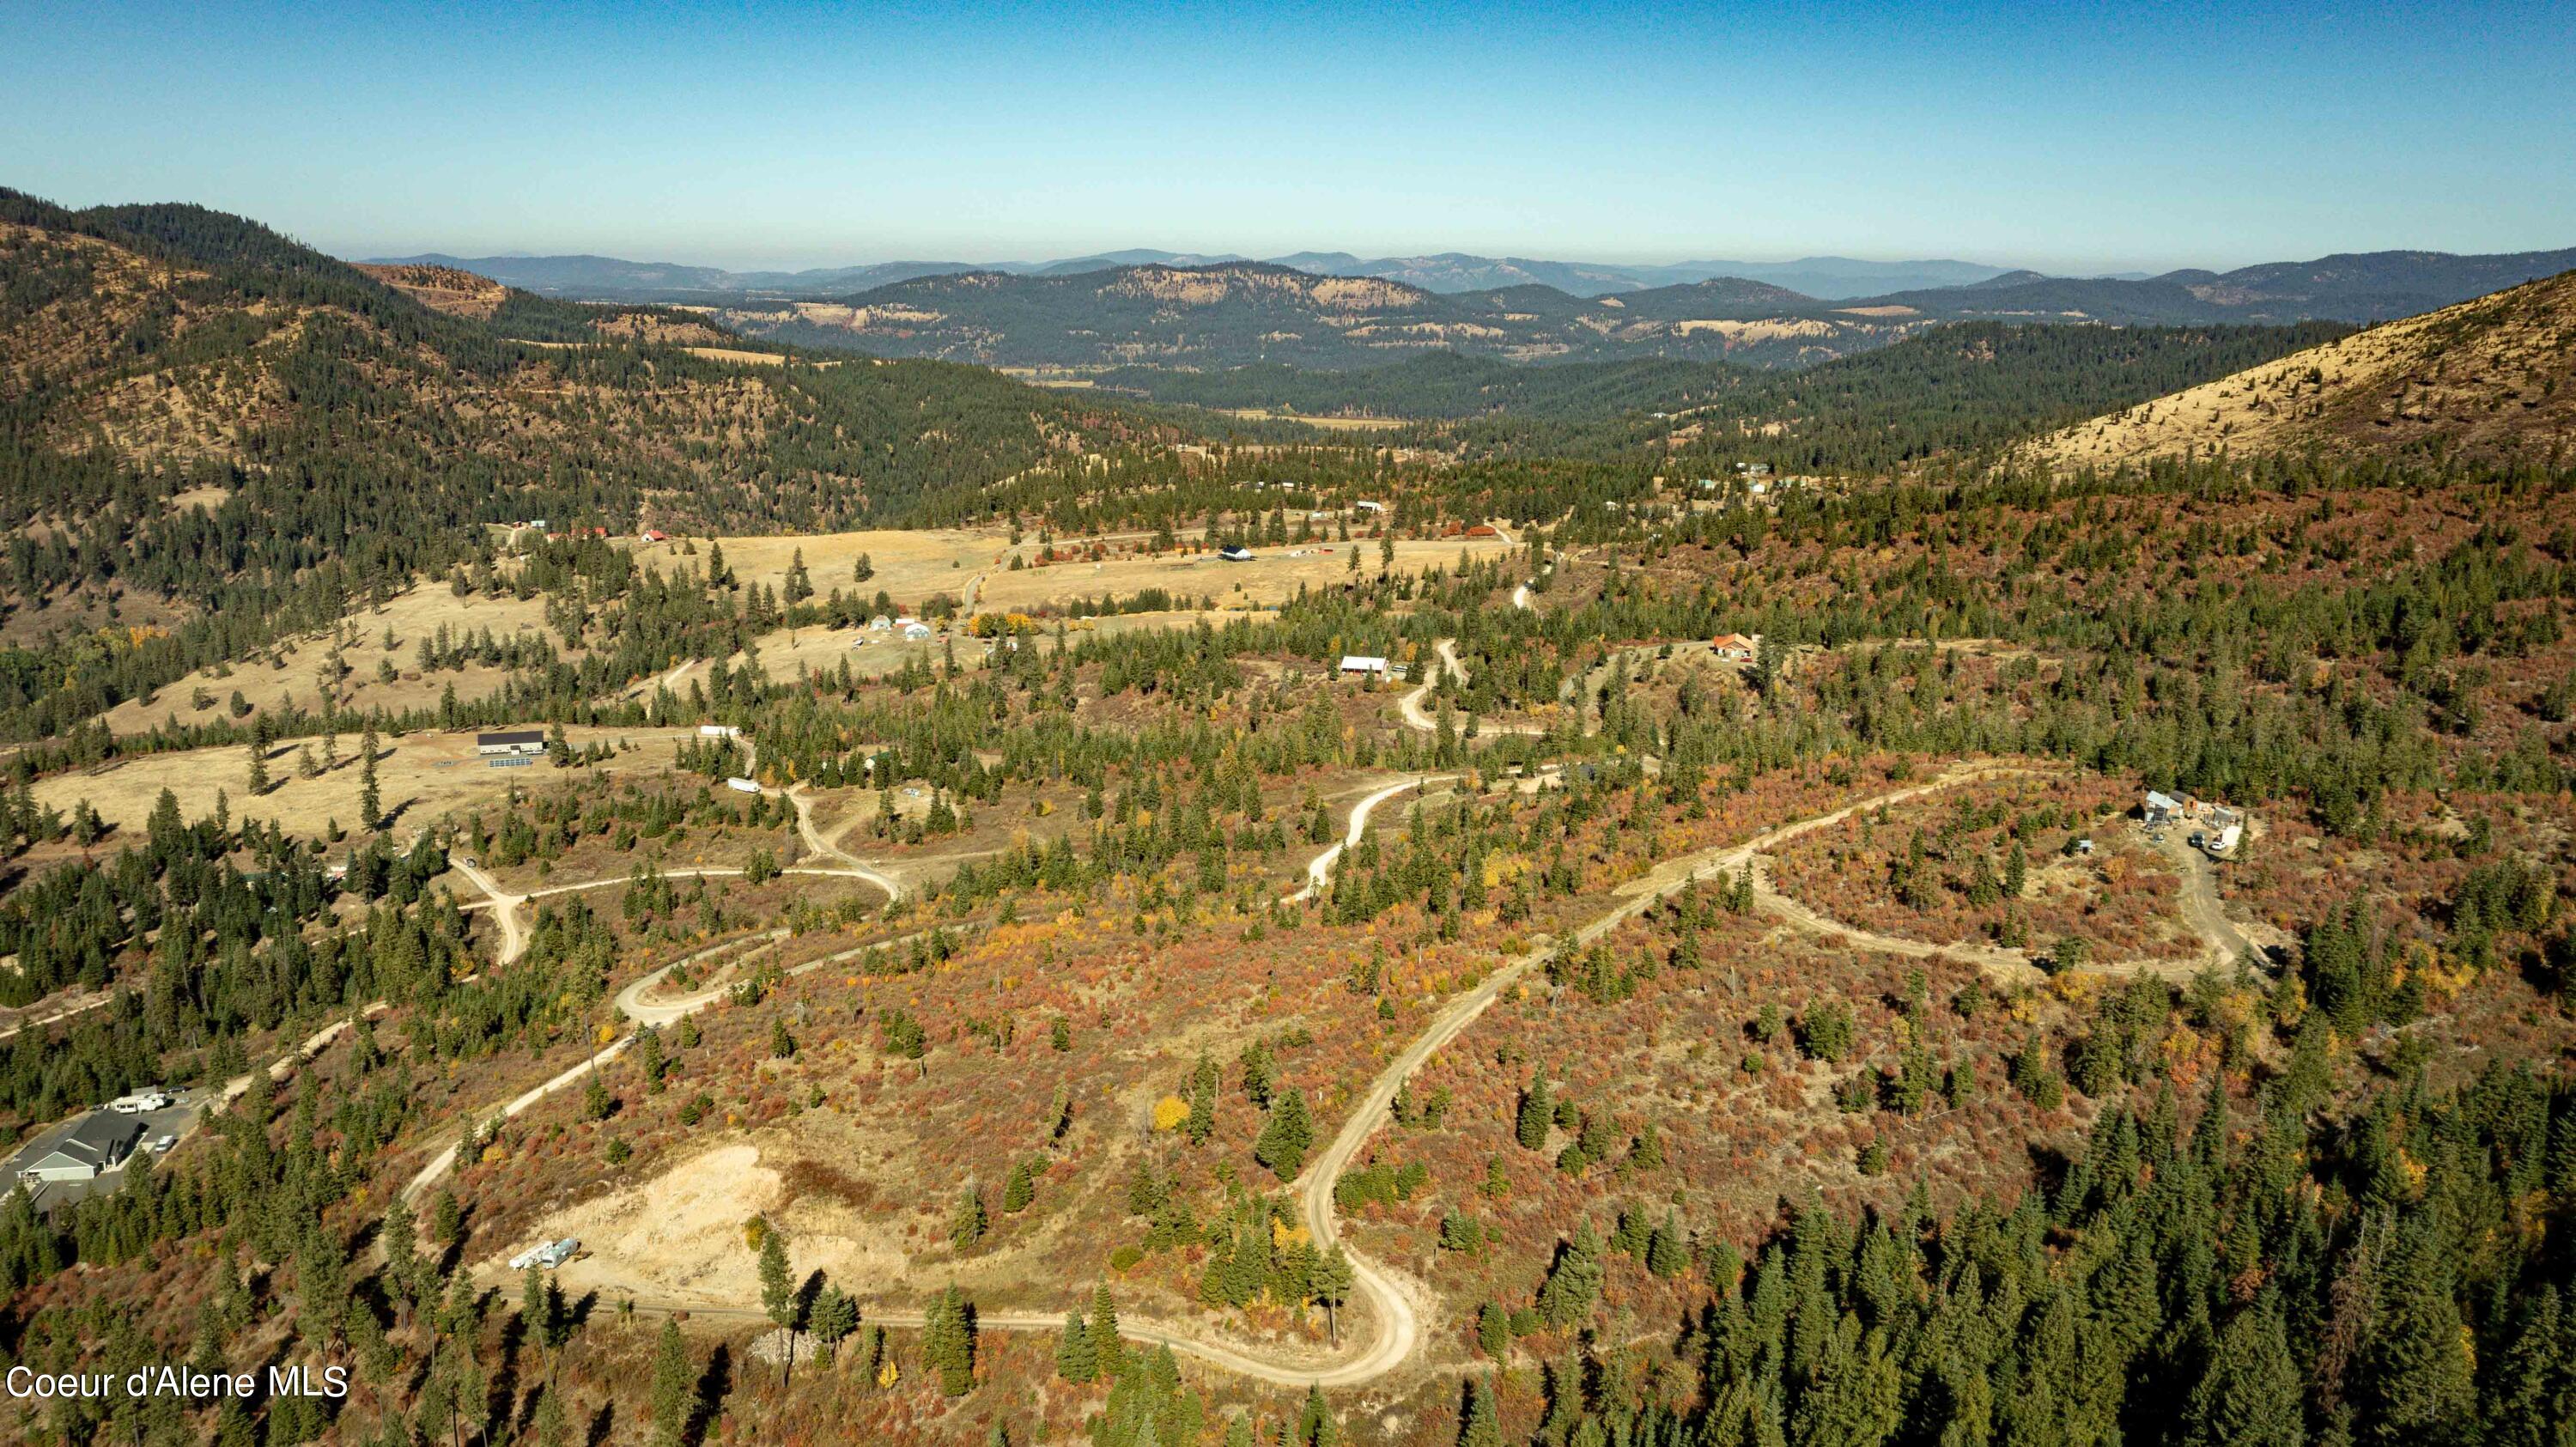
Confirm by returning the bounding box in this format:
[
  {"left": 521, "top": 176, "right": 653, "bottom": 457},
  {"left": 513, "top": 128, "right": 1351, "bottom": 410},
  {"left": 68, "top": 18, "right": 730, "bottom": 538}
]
[
  {"left": 711, "top": 263, "right": 1905, "bottom": 369},
  {"left": 0, "top": 188, "right": 1200, "bottom": 741},
  {"left": 1099, "top": 322, "right": 2350, "bottom": 471}
]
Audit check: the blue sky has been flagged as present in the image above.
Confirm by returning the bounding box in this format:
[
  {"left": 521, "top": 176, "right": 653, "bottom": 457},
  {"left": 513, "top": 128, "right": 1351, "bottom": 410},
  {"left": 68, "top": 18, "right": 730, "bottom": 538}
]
[{"left": 3, "top": 0, "right": 2571, "bottom": 273}]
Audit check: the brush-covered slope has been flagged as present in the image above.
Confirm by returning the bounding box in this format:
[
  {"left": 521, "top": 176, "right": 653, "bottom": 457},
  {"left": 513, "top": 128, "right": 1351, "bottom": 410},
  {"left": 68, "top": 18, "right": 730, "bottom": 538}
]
[{"left": 2033, "top": 269, "right": 2576, "bottom": 467}]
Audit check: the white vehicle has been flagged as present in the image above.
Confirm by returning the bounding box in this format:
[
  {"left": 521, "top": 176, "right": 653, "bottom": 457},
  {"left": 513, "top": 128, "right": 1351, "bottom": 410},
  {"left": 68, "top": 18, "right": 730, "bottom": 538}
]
[
  {"left": 110, "top": 1091, "right": 173, "bottom": 1115},
  {"left": 724, "top": 777, "right": 762, "bottom": 794},
  {"left": 508, "top": 1237, "right": 581, "bottom": 1271},
  {"left": 151, "top": 1134, "right": 176, "bottom": 1152}
]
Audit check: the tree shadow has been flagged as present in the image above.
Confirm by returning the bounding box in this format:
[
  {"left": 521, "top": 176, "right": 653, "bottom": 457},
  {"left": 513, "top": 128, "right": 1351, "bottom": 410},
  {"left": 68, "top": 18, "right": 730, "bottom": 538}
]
[{"left": 685, "top": 1343, "right": 732, "bottom": 1447}]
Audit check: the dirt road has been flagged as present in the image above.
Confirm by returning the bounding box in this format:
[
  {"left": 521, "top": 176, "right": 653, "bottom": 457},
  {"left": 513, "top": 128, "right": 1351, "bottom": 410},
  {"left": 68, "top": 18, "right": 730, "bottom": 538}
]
[
  {"left": 430, "top": 763, "right": 2040, "bottom": 1388},
  {"left": 1284, "top": 775, "right": 1456, "bottom": 904}
]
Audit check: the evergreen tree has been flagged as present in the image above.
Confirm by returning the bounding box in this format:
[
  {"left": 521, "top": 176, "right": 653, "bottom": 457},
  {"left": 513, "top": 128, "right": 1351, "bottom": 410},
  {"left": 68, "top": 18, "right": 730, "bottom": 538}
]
[
  {"left": 649, "top": 1317, "right": 696, "bottom": 1447},
  {"left": 1091, "top": 1282, "right": 1127, "bottom": 1378},
  {"left": 1516, "top": 1078, "right": 1552, "bottom": 1151},
  {"left": 2186, "top": 1295, "right": 2306, "bottom": 1447},
  {"left": 809, "top": 1286, "right": 859, "bottom": 1363},
  {"left": 925, "top": 1284, "right": 978, "bottom": 1395},
  {"left": 1255, "top": 1090, "right": 1314, "bottom": 1180},
  {"left": 1057, "top": 1310, "right": 1098, "bottom": 1383},
  {"left": 2357, "top": 1223, "right": 2476, "bottom": 1446},
  {"left": 758, "top": 1225, "right": 798, "bottom": 1384},
  {"left": 1459, "top": 1378, "right": 1502, "bottom": 1447},
  {"left": 1535, "top": 1222, "right": 1606, "bottom": 1326},
  {"left": 1312, "top": 1244, "right": 1355, "bottom": 1346},
  {"left": 358, "top": 725, "right": 382, "bottom": 831},
  {"left": 1646, "top": 1211, "right": 1689, "bottom": 1278}
]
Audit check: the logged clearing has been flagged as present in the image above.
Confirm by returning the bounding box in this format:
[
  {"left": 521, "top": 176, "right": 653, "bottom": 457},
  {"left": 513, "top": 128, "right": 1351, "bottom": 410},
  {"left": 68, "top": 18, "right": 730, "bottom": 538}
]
[
  {"left": 32, "top": 725, "right": 700, "bottom": 842},
  {"left": 97, "top": 582, "right": 561, "bottom": 737}
]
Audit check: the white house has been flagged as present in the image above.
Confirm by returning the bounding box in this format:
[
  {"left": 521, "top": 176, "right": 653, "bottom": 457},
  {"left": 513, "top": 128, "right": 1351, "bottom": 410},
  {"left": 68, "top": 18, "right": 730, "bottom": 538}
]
[
  {"left": 696, "top": 724, "right": 740, "bottom": 739},
  {"left": 868, "top": 615, "right": 892, "bottom": 631},
  {"left": 22, "top": 1114, "right": 142, "bottom": 1183},
  {"left": 1353, "top": 500, "right": 1386, "bottom": 514},
  {"left": 1218, "top": 544, "right": 1254, "bottom": 562}
]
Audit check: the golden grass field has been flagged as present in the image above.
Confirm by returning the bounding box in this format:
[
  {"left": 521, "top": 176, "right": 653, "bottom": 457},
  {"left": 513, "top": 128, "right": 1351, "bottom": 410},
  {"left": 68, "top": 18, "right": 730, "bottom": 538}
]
[
  {"left": 99, "top": 583, "right": 561, "bottom": 738},
  {"left": 974, "top": 535, "right": 1510, "bottom": 613},
  {"left": 633, "top": 527, "right": 1000, "bottom": 605},
  {"left": 33, "top": 726, "right": 702, "bottom": 842}
]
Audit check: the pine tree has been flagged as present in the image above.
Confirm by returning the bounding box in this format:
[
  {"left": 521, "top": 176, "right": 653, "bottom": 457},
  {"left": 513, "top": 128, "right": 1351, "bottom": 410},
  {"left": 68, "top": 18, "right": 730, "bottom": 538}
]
[
  {"left": 2357, "top": 1224, "right": 2476, "bottom": 1446},
  {"left": 1255, "top": 1091, "right": 1314, "bottom": 1180},
  {"left": 1090, "top": 1282, "right": 1127, "bottom": 1377},
  {"left": 1056, "top": 1310, "right": 1098, "bottom": 1383},
  {"left": 649, "top": 1317, "right": 696, "bottom": 1447},
  {"left": 1516, "top": 1078, "right": 1552, "bottom": 1150},
  {"left": 381, "top": 1199, "right": 420, "bottom": 1323},
  {"left": 245, "top": 741, "right": 268, "bottom": 796},
  {"left": 1003, "top": 1158, "right": 1037, "bottom": 1213},
  {"left": 1312, "top": 1245, "right": 1355, "bottom": 1346},
  {"left": 533, "top": 1387, "right": 568, "bottom": 1447},
  {"left": 2185, "top": 1295, "right": 2306, "bottom": 1447},
  {"left": 1646, "top": 1211, "right": 1689, "bottom": 1278},
  {"left": 522, "top": 1264, "right": 554, "bottom": 1357},
  {"left": 1535, "top": 1222, "right": 1606, "bottom": 1326},
  {"left": 758, "top": 1226, "right": 797, "bottom": 1384},
  {"left": 925, "top": 1284, "right": 977, "bottom": 1395},
  {"left": 1184, "top": 1052, "right": 1219, "bottom": 1144},
  {"left": 810, "top": 1286, "right": 858, "bottom": 1362},
  {"left": 358, "top": 726, "right": 382, "bottom": 831},
  {"left": 952, "top": 1186, "right": 987, "bottom": 1250},
  {"left": 1459, "top": 1377, "right": 1503, "bottom": 1447}
]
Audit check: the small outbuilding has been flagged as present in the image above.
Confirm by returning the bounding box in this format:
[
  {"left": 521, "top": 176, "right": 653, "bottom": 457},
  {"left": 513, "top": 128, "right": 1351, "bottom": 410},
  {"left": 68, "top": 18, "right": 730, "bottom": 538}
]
[{"left": 477, "top": 729, "right": 546, "bottom": 757}]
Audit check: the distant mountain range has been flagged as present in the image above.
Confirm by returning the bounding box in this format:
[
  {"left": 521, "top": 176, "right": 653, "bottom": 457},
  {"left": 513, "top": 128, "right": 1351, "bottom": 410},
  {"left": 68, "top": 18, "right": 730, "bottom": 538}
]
[
  {"left": 372, "top": 248, "right": 2024, "bottom": 301},
  {"left": 368, "top": 244, "right": 2576, "bottom": 373},
  {"left": 675, "top": 248, "right": 2576, "bottom": 372}
]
